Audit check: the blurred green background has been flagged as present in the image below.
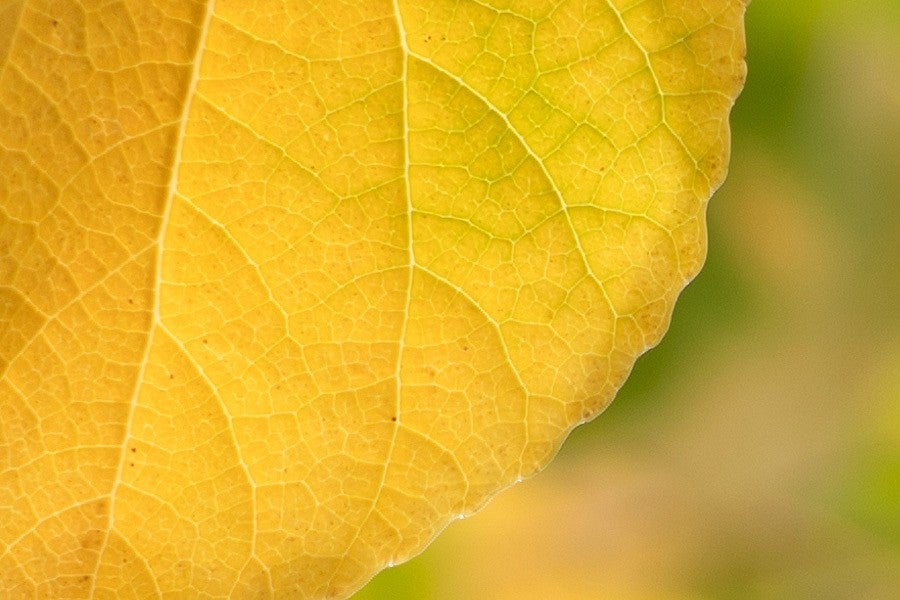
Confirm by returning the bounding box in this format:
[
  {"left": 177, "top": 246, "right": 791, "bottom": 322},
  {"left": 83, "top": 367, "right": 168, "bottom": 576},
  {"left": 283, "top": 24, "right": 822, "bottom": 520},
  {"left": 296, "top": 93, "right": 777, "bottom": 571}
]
[{"left": 355, "top": 1, "right": 900, "bottom": 597}]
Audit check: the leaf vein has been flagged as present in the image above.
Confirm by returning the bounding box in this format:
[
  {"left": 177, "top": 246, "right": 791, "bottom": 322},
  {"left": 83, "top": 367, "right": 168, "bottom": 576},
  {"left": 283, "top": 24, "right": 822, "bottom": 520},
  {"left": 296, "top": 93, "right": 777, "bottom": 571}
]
[{"left": 407, "top": 51, "right": 620, "bottom": 319}]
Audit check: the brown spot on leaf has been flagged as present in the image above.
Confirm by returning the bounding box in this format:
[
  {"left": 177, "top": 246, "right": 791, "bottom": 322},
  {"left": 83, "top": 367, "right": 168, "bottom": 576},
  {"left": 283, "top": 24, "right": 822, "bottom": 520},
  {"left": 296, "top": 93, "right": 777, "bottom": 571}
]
[{"left": 79, "top": 529, "right": 104, "bottom": 551}]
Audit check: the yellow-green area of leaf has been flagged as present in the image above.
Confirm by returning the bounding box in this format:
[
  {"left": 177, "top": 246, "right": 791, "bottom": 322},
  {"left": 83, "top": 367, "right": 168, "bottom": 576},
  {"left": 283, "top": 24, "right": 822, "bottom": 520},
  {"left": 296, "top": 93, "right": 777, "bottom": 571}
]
[{"left": 0, "top": 0, "right": 745, "bottom": 597}]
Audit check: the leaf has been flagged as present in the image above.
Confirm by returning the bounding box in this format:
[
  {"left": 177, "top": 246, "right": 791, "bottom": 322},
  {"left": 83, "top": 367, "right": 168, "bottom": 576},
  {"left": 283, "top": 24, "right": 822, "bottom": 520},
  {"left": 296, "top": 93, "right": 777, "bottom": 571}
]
[{"left": 0, "top": 0, "right": 745, "bottom": 597}]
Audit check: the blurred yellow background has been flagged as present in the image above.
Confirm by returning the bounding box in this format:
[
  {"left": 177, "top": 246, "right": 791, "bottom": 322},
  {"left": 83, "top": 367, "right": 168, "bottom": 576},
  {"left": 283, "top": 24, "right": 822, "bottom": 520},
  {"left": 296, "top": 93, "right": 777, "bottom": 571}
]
[{"left": 355, "top": 1, "right": 900, "bottom": 597}]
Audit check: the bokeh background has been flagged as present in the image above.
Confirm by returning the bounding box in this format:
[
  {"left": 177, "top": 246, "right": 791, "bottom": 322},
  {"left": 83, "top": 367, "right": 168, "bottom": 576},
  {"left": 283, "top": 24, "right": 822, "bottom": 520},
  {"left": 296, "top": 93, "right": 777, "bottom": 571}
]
[{"left": 354, "top": 1, "right": 900, "bottom": 597}]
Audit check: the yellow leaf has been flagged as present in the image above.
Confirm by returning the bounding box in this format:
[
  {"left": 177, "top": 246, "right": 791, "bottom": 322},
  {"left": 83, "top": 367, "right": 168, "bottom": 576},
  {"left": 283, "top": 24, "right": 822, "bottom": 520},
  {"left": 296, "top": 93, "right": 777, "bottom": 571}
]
[{"left": 0, "top": 0, "right": 745, "bottom": 597}]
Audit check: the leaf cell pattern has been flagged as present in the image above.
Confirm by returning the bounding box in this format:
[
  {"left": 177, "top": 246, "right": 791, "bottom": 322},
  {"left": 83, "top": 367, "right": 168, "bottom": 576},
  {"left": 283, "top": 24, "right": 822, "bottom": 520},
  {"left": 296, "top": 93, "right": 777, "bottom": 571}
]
[{"left": 0, "top": 0, "right": 746, "bottom": 598}]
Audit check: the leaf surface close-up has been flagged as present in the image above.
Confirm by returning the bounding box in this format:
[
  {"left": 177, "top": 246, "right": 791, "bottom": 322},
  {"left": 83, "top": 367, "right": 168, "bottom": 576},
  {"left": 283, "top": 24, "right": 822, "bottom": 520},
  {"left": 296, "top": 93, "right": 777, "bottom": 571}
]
[{"left": 0, "top": 0, "right": 745, "bottom": 598}]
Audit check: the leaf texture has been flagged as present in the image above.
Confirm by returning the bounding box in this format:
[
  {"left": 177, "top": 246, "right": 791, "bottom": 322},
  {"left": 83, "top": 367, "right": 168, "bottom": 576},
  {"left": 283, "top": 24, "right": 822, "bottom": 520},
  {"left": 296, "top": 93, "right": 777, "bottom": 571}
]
[{"left": 0, "top": 0, "right": 746, "bottom": 597}]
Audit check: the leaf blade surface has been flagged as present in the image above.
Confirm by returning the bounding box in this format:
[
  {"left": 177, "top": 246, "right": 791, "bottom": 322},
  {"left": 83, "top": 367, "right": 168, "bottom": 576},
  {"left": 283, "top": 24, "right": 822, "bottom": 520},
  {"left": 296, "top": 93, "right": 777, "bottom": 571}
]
[{"left": 0, "top": 0, "right": 746, "bottom": 597}]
